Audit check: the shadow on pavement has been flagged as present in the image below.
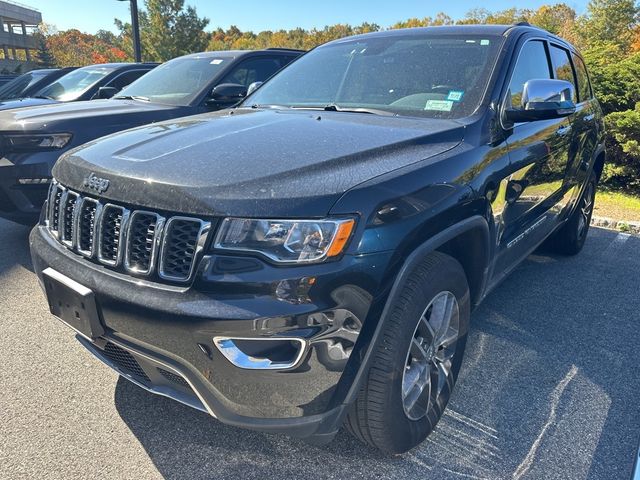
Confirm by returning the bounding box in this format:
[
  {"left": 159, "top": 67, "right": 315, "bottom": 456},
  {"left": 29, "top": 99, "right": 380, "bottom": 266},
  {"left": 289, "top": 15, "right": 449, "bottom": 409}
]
[
  {"left": 107, "top": 227, "right": 640, "bottom": 479},
  {"left": 0, "top": 219, "right": 34, "bottom": 275}
]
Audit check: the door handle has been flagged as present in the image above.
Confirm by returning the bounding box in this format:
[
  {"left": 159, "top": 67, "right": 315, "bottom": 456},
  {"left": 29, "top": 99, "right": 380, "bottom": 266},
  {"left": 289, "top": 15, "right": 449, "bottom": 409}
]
[
  {"left": 556, "top": 125, "right": 572, "bottom": 136},
  {"left": 584, "top": 113, "right": 595, "bottom": 122}
]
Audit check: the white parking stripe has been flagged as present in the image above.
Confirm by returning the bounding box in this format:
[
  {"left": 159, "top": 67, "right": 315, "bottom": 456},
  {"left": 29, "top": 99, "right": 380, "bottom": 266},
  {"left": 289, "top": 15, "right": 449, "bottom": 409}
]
[
  {"left": 633, "top": 443, "right": 640, "bottom": 480},
  {"left": 601, "top": 232, "right": 631, "bottom": 258},
  {"left": 513, "top": 365, "right": 578, "bottom": 480}
]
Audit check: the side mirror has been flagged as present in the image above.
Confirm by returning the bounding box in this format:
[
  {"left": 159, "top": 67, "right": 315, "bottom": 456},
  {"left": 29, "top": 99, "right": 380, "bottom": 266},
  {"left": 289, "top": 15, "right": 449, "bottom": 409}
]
[
  {"left": 95, "top": 86, "right": 119, "bottom": 100},
  {"left": 504, "top": 79, "right": 576, "bottom": 123},
  {"left": 208, "top": 83, "right": 248, "bottom": 104},
  {"left": 247, "top": 81, "right": 263, "bottom": 96}
]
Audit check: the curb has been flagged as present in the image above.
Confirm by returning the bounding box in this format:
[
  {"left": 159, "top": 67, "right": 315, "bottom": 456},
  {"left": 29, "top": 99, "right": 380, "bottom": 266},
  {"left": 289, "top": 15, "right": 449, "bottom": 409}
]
[{"left": 591, "top": 216, "right": 640, "bottom": 235}]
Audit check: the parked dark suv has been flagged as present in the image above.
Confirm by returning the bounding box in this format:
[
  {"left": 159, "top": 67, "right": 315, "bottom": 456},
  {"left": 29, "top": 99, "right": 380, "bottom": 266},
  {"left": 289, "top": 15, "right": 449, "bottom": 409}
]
[
  {"left": 0, "top": 67, "right": 77, "bottom": 101},
  {"left": 0, "top": 49, "right": 301, "bottom": 224},
  {"left": 0, "top": 62, "right": 158, "bottom": 111},
  {"left": 30, "top": 25, "right": 604, "bottom": 454}
]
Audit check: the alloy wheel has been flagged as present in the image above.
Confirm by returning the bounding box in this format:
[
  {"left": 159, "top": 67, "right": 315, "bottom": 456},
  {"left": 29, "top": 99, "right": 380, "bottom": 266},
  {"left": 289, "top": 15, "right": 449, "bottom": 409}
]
[
  {"left": 401, "top": 291, "right": 460, "bottom": 421},
  {"left": 577, "top": 182, "right": 595, "bottom": 239}
]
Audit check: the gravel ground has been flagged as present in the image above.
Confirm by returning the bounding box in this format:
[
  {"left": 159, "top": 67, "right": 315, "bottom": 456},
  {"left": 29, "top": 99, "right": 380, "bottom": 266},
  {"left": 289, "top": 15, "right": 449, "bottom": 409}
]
[{"left": 1, "top": 219, "right": 639, "bottom": 480}]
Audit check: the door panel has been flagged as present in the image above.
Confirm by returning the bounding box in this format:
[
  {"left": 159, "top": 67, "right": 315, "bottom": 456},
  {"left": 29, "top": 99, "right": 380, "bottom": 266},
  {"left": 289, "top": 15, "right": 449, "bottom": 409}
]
[
  {"left": 493, "top": 39, "right": 572, "bottom": 275},
  {"left": 569, "top": 53, "right": 600, "bottom": 203}
]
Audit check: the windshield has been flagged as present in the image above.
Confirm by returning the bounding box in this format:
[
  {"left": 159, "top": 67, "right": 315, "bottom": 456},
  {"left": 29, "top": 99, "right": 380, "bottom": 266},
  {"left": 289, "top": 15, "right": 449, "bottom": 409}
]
[
  {"left": 0, "top": 71, "right": 49, "bottom": 100},
  {"left": 36, "top": 66, "right": 115, "bottom": 101},
  {"left": 115, "top": 55, "right": 229, "bottom": 106},
  {"left": 247, "top": 34, "right": 503, "bottom": 119}
]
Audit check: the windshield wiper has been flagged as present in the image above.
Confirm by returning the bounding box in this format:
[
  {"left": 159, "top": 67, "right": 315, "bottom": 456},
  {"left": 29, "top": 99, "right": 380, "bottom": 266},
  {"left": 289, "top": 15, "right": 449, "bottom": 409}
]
[
  {"left": 247, "top": 103, "right": 395, "bottom": 116},
  {"left": 113, "top": 95, "right": 151, "bottom": 102},
  {"left": 291, "top": 104, "right": 396, "bottom": 116},
  {"left": 33, "top": 95, "right": 54, "bottom": 100},
  {"left": 248, "top": 103, "right": 292, "bottom": 110}
]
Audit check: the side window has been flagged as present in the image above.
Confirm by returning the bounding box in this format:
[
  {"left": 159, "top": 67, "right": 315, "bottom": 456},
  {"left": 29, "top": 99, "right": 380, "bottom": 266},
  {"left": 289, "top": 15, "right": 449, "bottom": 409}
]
[
  {"left": 549, "top": 44, "right": 577, "bottom": 103},
  {"left": 220, "top": 57, "right": 286, "bottom": 87},
  {"left": 106, "top": 69, "right": 150, "bottom": 90},
  {"left": 280, "top": 55, "right": 298, "bottom": 68},
  {"left": 508, "top": 40, "right": 552, "bottom": 108},
  {"left": 571, "top": 53, "right": 592, "bottom": 102}
]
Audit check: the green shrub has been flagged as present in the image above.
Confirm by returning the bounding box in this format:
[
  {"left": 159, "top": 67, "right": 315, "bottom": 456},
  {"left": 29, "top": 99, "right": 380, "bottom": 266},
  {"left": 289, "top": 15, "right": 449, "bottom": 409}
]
[{"left": 602, "top": 103, "right": 640, "bottom": 192}]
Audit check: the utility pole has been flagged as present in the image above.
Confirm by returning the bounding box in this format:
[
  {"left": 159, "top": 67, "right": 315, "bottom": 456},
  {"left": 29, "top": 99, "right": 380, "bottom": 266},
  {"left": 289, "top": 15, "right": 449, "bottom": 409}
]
[{"left": 117, "top": 0, "right": 142, "bottom": 62}]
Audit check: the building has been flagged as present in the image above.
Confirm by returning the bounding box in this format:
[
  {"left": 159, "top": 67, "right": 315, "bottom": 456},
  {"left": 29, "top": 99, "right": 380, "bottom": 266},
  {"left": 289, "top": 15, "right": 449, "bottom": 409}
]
[{"left": 0, "top": 0, "right": 41, "bottom": 72}]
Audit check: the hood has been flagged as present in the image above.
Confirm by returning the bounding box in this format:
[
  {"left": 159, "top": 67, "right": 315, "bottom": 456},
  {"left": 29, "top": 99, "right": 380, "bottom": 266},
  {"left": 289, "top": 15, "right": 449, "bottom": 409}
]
[
  {"left": 54, "top": 108, "right": 465, "bottom": 217},
  {"left": 0, "top": 98, "right": 179, "bottom": 131},
  {"left": 0, "top": 97, "right": 59, "bottom": 111}
]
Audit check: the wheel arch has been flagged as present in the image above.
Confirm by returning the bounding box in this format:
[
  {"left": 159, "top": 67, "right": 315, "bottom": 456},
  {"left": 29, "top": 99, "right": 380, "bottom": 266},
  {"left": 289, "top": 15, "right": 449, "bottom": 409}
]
[
  {"left": 592, "top": 147, "right": 606, "bottom": 182},
  {"left": 339, "top": 215, "right": 491, "bottom": 410}
]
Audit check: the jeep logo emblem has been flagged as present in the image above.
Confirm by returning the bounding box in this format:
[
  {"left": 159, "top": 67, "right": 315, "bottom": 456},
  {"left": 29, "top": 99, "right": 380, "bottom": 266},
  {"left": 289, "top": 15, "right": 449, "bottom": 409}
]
[{"left": 83, "top": 173, "right": 110, "bottom": 194}]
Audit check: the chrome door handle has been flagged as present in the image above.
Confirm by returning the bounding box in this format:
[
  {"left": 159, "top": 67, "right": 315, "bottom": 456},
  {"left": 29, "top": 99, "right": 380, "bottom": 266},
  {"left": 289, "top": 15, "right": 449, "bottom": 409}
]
[
  {"left": 557, "top": 125, "right": 572, "bottom": 136},
  {"left": 584, "top": 113, "right": 595, "bottom": 121}
]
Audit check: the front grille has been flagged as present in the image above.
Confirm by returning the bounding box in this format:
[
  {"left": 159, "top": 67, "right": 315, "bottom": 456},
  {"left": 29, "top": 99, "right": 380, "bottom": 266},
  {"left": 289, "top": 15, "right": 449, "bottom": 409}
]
[
  {"left": 102, "top": 342, "right": 150, "bottom": 382},
  {"left": 47, "top": 182, "right": 210, "bottom": 283},
  {"left": 125, "top": 212, "right": 161, "bottom": 274},
  {"left": 77, "top": 198, "right": 98, "bottom": 256},
  {"left": 60, "top": 191, "right": 78, "bottom": 245},
  {"left": 98, "top": 205, "right": 124, "bottom": 265},
  {"left": 157, "top": 367, "right": 190, "bottom": 389},
  {"left": 159, "top": 218, "right": 206, "bottom": 281},
  {"left": 48, "top": 186, "right": 64, "bottom": 232}
]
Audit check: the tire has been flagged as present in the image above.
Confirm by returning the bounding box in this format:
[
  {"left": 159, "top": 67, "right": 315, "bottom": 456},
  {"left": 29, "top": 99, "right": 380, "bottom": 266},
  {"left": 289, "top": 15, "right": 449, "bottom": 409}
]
[
  {"left": 545, "top": 171, "right": 597, "bottom": 256},
  {"left": 345, "top": 251, "right": 471, "bottom": 454}
]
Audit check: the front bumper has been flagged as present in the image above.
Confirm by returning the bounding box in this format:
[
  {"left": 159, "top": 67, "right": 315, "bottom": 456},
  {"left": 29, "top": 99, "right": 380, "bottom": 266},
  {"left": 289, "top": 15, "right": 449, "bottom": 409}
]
[
  {"left": 30, "top": 225, "right": 395, "bottom": 440},
  {"left": 0, "top": 151, "right": 61, "bottom": 224}
]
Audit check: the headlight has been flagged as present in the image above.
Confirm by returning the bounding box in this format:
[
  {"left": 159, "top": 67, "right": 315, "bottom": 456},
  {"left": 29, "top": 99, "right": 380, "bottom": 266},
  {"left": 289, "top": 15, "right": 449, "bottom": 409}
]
[
  {"left": 4, "top": 133, "right": 72, "bottom": 151},
  {"left": 213, "top": 217, "right": 356, "bottom": 264}
]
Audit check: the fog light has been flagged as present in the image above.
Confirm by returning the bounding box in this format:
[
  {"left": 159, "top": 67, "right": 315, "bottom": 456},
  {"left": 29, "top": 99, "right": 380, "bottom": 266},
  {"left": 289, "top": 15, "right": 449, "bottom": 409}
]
[
  {"left": 213, "top": 336, "right": 306, "bottom": 370},
  {"left": 17, "top": 177, "right": 51, "bottom": 185}
]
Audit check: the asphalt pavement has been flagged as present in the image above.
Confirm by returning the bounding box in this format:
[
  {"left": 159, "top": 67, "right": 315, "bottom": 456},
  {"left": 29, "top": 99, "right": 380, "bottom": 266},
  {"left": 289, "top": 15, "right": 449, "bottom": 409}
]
[{"left": 1, "top": 218, "right": 639, "bottom": 480}]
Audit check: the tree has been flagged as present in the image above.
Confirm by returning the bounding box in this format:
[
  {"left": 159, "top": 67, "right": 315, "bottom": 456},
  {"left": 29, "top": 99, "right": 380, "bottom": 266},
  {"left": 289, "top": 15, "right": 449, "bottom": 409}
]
[
  {"left": 530, "top": 3, "right": 578, "bottom": 42},
  {"left": 45, "top": 29, "right": 128, "bottom": 66},
  {"left": 33, "top": 32, "right": 55, "bottom": 67},
  {"left": 117, "top": 0, "right": 209, "bottom": 62},
  {"left": 577, "top": 0, "right": 640, "bottom": 51}
]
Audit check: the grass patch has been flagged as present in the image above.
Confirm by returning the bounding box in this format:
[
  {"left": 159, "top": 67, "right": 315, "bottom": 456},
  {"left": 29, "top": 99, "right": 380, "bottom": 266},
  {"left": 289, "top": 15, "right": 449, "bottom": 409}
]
[{"left": 594, "top": 191, "right": 640, "bottom": 222}]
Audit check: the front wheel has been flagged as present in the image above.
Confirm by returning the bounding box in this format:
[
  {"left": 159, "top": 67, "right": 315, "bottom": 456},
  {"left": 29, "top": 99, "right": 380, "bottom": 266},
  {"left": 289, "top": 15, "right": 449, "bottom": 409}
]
[{"left": 345, "top": 252, "right": 470, "bottom": 454}]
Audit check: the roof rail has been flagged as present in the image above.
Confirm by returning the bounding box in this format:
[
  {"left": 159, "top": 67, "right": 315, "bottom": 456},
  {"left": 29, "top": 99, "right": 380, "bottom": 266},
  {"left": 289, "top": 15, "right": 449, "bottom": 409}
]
[{"left": 265, "top": 47, "right": 306, "bottom": 52}]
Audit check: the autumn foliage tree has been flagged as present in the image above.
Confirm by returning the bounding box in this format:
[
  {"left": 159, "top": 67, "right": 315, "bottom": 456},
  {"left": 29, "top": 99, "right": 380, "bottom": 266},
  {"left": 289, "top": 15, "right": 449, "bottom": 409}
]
[{"left": 44, "top": 29, "right": 127, "bottom": 66}]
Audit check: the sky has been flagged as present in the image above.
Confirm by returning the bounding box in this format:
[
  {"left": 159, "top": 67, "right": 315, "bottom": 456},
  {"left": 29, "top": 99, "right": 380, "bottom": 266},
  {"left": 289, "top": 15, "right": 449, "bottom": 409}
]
[{"left": 27, "top": 0, "right": 589, "bottom": 34}]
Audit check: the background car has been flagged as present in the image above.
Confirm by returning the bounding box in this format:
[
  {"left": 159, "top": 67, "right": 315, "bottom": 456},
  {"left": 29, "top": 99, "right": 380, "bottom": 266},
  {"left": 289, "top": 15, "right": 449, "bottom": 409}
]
[
  {"left": 0, "top": 48, "right": 303, "bottom": 225},
  {"left": 0, "top": 62, "right": 158, "bottom": 111},
  {"left": 0, "top": 74, "right": 18, "bottom": 88},
  {"left": 0, "top": 68, "right": 77, "bottom": 101}
]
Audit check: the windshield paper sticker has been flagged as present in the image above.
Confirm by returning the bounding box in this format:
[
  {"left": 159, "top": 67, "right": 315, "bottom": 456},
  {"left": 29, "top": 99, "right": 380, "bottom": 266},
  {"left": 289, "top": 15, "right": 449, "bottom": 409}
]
[
  {"left": 211, "top": 59, "right": 224, "bottom": 65},
  {"left": 447, "top": 90, "right": 464, "bottom": 102},
  {"left": 425, "top": 100, "right": 454, "bottom": 111}
]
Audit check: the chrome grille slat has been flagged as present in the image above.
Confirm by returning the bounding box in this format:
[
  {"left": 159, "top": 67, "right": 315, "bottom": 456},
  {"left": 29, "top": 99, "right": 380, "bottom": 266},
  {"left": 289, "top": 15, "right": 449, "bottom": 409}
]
[
  {"left": 60, "top": 191, "right": 79, "bottom": 247},
  {"left": 76, "top": 197, "right": 100, "bottom": 258},
  {"left": 125, "top": 211, "right": 165, "bottom": 276},
  {"left": 47, "top": 185, "right": 207, "bottom": 283},
  {"left": 48, "top": 183, "right": 65, "bottom": 236},
  {"left": 159, "top": 217, "right": 210, "bottom": 282},
  {"left": 97, "top": 204, "right": 127, "bottom": 266}
]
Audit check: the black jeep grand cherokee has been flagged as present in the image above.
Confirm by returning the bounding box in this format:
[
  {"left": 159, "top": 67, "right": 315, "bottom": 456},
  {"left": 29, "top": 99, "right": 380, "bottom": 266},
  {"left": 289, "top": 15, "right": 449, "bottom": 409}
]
[{"left": 30, "top": 25, "right": 604, "bottom": 454}]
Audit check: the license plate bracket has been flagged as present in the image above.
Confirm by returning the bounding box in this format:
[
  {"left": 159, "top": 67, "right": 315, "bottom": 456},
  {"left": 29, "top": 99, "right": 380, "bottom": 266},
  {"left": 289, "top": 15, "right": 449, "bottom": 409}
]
[{"left": 43, "top": 268, "right": 104, "bottom": 340}]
